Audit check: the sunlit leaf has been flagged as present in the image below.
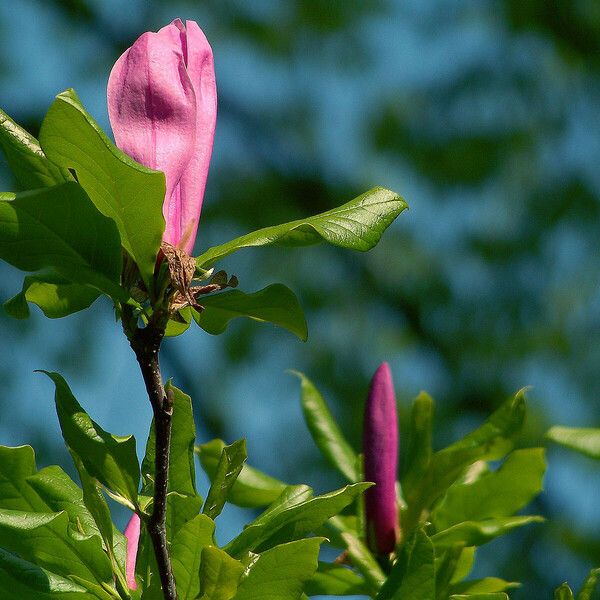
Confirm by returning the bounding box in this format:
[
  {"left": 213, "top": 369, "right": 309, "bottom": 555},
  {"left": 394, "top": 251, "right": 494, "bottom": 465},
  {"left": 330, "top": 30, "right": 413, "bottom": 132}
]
[
  {"left": 40, "top": 89, "right": 165, "bottom": 287},
  {"left": 4, "top": 273, "right": 100, "bottom": 319},
  {"left": 0, "top": 183, "right": 125, "bottom": 301},
  {"left": 203, "top": 439, "right": 247, "bottom": 519},
  {"left": 194, "top": 284, "right": 307, "bottom": 341},
  {"left": 196, "top": 439, "right": 287, "bottom": 508},
  {"left": 546, "top": 427, "right": 600, "bottom": 460},
  {"left": 292, "top": 371, "right": 358, "bottom": 481},
  {"left": 196, "top": 187, "right": 407, "bottom": 268},
  {"left": 0, "top": 108, "right": 70, "bottom": 189}
]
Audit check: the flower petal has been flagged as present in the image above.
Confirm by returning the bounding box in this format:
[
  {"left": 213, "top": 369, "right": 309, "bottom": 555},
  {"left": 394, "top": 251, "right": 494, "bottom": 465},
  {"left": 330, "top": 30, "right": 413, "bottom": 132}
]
[
  {"left": 172, "top": 20, "right": 217, "bottom": 254},
  {"left": 124, "top": 513, "right": 141, "bottom": 590},
  {"left": 107, "top": 21, "right": 197, "bottom": 234}
]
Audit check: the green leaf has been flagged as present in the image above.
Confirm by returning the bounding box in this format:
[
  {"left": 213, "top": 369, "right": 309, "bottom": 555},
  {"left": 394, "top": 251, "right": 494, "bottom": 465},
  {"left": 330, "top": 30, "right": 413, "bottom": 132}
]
[
  {"left": 450, "top": 595, "right": 509, "bottom": 600},
  {"left": 4, "top": 273, "right": 100, "bottom": 319},
  {"left": 546, "top": 426, "right": 600, "bottom": 460},
  {"left": 69, "top": 453, "right": 128, "bottom": 592},
  {"left": 377, "top": 528, "right": 435, "bottom": 600},
  {"left": 0, "top": 446, "right": 108, "bottom": 545},
  {"left": 196, "top": 187, "right": 408, "bottom": 268},
  {"left": 404, "top": 390, "right": 527, "bottom": 533},
  {"left": 341, "top": 531, "right": 385, "bottom": 594},
  {"left": 196, "top": 439, "right": 287, "bottom": 508},
  {"left": 171, "top": 514, "right": 215, "bottom": 600},
  {"left": 304, "top": 562, "right": 369, "bottom": 596},
  {"left": 233, "top": 538, "right": 322, "bottom": 600},
  {"left": 403, "top": 392, "right": 434, "bottom": 495},
  {"left": 555, "top": 584, "right": 575, "bottom": 600},
  {"left": 202, "top": 439, "right": 247, "bottom": 519},
  {"left": 432, "top": 516, "right": 544, "bottom": 548},
  {"left": 432, "top": 448, "right": 546, "bottom": 530},
  {"left": 198, "top": 546, "right": 245, "bottom": 600},
  {"left": 194, "top": 284, "right": 307, "bottom": 341},
  {"left": 450, "top": 547, "right": 476, "bottom": 584},
  {"left": 165, "top": 307, "right": 192, "bottom": 337},
  {"left": 142, "top": 383, "right": 199, "bottom": 501},
  {"left": 0, "top": 509, "right": 113, "bottom": 588},
  {"left": 226, "top": 483, "right": 370, "bottom": 556},
  {"left": 44, "top": 371, "right": 140, "bottom": 508},
  {"left": 0, "top": 183, "right": 125, "bottom": 301},
  {"left": 578, "top": 568, "right": 600, "bottom": 600},
  {"left": 39, "top": 89, "right": 165, "bottom": 288},
  {"left": 450, "top": 578, "right": 519, "bottom": 595},
  {"left": 0, "top": 109, "right": 70, "bottom": 189},
  {"left": 0, "top": 547, "right": 97, "bottom": 599},
  {"left": 292, "top": 371, "right": 358, "bottom": 481}
]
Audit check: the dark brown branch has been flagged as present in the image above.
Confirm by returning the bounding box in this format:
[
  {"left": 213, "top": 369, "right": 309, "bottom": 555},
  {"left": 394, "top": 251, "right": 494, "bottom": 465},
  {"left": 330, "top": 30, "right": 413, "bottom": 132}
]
[{"left": 129, "top": 318, "right": 178, "bottom": 600}]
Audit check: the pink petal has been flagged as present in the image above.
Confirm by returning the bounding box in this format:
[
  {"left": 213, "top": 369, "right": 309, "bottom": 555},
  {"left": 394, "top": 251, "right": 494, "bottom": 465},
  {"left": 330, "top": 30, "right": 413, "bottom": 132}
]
[
  {"left": 363, "top": 362, "right": 399, "bottom": 554},
  {"left": 171, "top": 20, "right": 217, "bottom": 254},
  {"left": 124, "top": 513, "right": 141, "bottom": 590},
  {"left": 107, "top": 21, "right": 197, "bottom": 233}
]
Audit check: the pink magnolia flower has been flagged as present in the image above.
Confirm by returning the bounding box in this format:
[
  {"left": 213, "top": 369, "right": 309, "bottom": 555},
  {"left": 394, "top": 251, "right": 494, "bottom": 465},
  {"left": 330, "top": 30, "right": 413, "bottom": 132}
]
[
  {"left": 107, "top": 19, "right": 217, "bottom": 255},
  {"left": 363, "top": 362, "right": 399, "bottom": 554},
  {"left": 124, "top": 513, "right": 141, "bottom": 590}
]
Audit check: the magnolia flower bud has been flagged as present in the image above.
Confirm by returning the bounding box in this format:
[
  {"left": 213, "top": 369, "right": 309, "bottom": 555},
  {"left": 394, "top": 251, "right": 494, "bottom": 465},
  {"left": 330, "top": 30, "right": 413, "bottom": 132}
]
[
  {"left": 363, "top": 362, "right": 399, "bottom": 554},
  {"left": 124, "top": 513, "right": 141, "bottom": 590},
  {"left": 108, "top": 19, "right": 217, "bottom": 255}
]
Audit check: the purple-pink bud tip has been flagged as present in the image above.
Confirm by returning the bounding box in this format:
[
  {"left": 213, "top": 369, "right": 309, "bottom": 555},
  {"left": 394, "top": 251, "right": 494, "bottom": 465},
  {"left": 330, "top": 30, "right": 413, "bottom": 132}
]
[
  {"left": 363, "top": 362, "right": 399, "bottom": 555},
  {"left": 124, "top": 513, "right": 141, "bottom": 590},
  {"left": 107, "top": 19, "right": 217, "bottom": 255}
]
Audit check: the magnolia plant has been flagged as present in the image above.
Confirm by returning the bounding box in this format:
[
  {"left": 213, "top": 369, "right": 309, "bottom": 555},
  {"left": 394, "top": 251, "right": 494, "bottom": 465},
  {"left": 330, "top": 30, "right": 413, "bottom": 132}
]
[{"left": 0, "top": 16, "right": 596, "bottom": 600}]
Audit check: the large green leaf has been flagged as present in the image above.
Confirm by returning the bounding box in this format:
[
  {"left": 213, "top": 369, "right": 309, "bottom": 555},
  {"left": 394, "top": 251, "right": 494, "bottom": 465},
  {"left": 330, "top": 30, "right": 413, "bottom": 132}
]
[
  {"left": 39, "top": 89, "right": 165, "bottom": 287},
  {"left": 233, "top": 538, "right": 322, "bottom": 600},
  {"left": 1, "top": 455, "right": 126, "bottom": 596},
  {"left": 432, "top": 516, "right": 544, "bottom": 548},
  {"left": 304, "top": 562, "right": 369, "bottom": 596},
  {"left": 403, "top": 390, "right": 527, "bottom": 533},
  {"left": 0, "top": 108, "right": 70, "bottom": 189},
  {"left": 546, "top": 426, "right": 600, "bottom": 460},
  {"left": 171, "top": 514, "right": 215, "bottom": 600},
  {"left": 0, "top": 509, "right": 113, "bottom": 589},
  {"left": 226, "top": 483, "right": 370, "bottom": 556},
  {"left": 44, "top": 372, "right": 140, "bottom": 509},
  {"left": 0, "top": 446, "right": 103, "bottom": 541},
  {"left": 432, "top": 448, "right": 546, "bottom": 530},
  {"left": 198, "top": 546, "right": 244, "bottom": 600},
  {"left": 142, "top": 383, "right": 199, "bottom": 502},
  {"left": 0, "top": 548, "right": 97, "bottom": 600},
  {"left": 196, "top": 187, "right": 407, "bottom": 268},
  {"left": 292, "top": 371, "right": 358, "bottom": 482},
  {"left": 377, "top": 528, "right": 435, "bottom": 600},
  {"left": 196, "top": 439, "right": 287, "bottom": 508},
  {"left": 202, "top": 439, "right": 247, "bottom": 519},
  {"left": 194, "top": 284, "right": 307, "bottom": 341},
  {"left": 4, "top": 273, "right": 101, "bottom": 319},
  {"left": 0, "top": 183, "right": 124, "bottom": 300}
]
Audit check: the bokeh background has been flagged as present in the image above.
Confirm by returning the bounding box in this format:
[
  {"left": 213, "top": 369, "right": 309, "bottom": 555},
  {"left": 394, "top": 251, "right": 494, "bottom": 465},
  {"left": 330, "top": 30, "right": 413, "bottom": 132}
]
[{"left": 1, "top": 1, "right": 599, "bottom": 598}]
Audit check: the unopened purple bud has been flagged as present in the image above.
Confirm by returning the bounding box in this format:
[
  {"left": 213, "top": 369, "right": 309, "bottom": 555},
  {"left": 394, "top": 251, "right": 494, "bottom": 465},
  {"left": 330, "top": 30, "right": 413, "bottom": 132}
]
[{"left": 363, "top": 362, "right": 399, "bottom": 554}]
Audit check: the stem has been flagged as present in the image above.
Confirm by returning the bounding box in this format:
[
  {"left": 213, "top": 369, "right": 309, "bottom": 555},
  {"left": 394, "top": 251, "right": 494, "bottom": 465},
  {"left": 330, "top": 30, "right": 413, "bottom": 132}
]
[{"left": 129, "top": 318, "right": 178, "bottom": 600}]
